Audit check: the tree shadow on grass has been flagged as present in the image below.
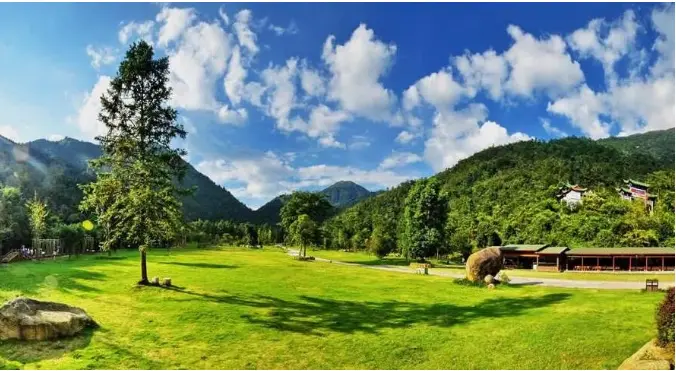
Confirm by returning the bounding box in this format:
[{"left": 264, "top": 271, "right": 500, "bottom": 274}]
[
  {"left": 343, "top": 258, "right": 411, "bottom": 266},
  {"left": 165, "top": 286, "right": 571, "bottom": 336},
  {"left": 157, "top": 262, "right": 238, "bottom": 269},
  {"left": 0, "top": 268, "right": 106, "bottom": 297},
  {"left": 0, "top": 327, "right": 96, "bottom": 366}
]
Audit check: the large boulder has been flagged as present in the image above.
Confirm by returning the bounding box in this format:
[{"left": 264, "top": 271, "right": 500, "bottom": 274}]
[
  {"left": 618, "top": 339, "right": 674, "bottom": 370},
  {"left": 0, "top": 297, "right": 97, "bottom": 340},
  {"left": 466, "top": 247, "right": 503, "bottom": 282}
]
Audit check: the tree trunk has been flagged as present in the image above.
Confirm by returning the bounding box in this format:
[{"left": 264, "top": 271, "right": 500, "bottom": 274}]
[
  {"left": 139, "top": 250, "right": 149, "bottom": 284},
  {"left": 302, "top": 245, "right": 306, "bottom": 257}
]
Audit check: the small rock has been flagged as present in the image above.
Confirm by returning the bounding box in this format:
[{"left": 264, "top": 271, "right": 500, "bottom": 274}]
[
  {"left": 151, "top": 277, "right": 160, "bottom": 286},
  {"left": 487, "top": 284, "right": 496, "bottom": 290},
  {"left": 484, "top": 275, "right": 495, "bottom": 284},
  {"left": 163, "top": 278, "right": 172, "bottom": 286}
]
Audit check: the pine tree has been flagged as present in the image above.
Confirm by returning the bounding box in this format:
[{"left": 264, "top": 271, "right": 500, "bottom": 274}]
[{"left": 79, "top": 41, "right": 188, "bottom": 285}]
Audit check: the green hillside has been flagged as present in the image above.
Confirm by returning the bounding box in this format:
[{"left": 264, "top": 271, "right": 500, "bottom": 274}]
[
  {"left": 0, "top": 136, "right": 253, "bottom": 224},
  {"left": 323, "top": 129, "right": 675, "bottom": 254}
]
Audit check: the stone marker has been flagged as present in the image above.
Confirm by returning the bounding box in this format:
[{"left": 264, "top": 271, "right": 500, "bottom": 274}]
[
  {"left": 0, "top": 297, "right": 97, "bottom": 340},
  {"left": 163, "top": 278, "right": 172, "bottom": 286},
  {"left": 151, "top": 276, "right": 160, "bottom": 285},
  {"left": 466, "top": 247, "right": 503, "bottom": 282}
]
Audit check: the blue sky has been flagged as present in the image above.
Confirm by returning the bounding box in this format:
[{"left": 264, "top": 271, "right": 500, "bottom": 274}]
[{"left": 0, "top": 2, "right": 673, "bottom": 208}]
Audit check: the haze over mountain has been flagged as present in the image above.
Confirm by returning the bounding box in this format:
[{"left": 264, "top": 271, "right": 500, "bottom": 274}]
[
  {"left": 0, "top": 136, "right": 253, "bottom": 222},
  {"left": 251, "top": 180, "right": 380, "bottom": 225},
  {"left": 0, "top": 135, "right": 381, "bottom": 223}
]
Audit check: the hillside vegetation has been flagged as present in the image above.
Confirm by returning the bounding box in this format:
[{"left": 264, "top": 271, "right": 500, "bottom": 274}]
[
  {"left": 323, "top": 129, "right": 675, "bottom": 256},
  {"left": 0, "top": 136, "right": 252, "bottom": 223}
]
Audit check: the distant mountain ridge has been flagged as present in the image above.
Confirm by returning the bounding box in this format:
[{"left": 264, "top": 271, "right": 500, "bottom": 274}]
[
  {"left": 0, "top": 135, "right": 378, "bottom": 224},
  {"left": 0, "top": 136, "right": 253, "bottom": 222},
  {"left": 251, "top": 181, "right": 380, "bottom": 225}
]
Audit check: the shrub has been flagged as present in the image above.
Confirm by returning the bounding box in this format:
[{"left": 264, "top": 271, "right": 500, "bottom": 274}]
[
  {"left": 453, "top": 278, "right": 484, "bottom": 288},
  {"left": 656, "top": 287, "right": 675, "bottom": 347}
]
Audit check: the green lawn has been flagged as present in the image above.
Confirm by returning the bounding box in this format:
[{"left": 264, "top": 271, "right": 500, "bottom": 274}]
[
  {"left": 0, "top": 246, "right": 664, "bottom": 369},
  {"left": 310, "top": 249, "right": 675, "bottom": 282}
]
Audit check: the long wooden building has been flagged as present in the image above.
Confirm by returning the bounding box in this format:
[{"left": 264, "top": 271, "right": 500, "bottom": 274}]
[{"left": 498, "top": 244, "right": 675, "bottom": 272}]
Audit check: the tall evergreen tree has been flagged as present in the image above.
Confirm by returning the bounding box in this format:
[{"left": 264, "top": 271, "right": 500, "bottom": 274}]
[{"left": 79, "top": 41, "right": 188, "bottom": 285}]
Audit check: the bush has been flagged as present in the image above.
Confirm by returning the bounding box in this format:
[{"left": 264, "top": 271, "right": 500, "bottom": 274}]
[
  {"left": 656, "top": 287, "right": 675, "bottom": 347},
  {"left": 453, "top": 278, "right": 485, "bottom": 288}
]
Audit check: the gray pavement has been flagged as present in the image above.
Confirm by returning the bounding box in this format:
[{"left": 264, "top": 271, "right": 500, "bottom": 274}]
[{"left": 287, "top": 249, "right": 674, "bottom": 290}]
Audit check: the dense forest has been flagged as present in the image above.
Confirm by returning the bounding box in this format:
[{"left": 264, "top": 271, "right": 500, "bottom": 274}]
[
  {"left": 0, "top": 128, "right": 673, "bottom": 256},
  {"left": 321, "top": 129, "right": 675, "bottom": 258}
]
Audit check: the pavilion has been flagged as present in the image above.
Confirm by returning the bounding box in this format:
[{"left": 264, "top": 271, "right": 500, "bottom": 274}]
[{"left": 498, "top": 245, "right": 675, "bottom": 272}]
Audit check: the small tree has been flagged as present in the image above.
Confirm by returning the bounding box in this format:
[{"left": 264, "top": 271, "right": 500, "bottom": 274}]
[
  {"left": 289, "top": 214, "right": 316, "bottom": 258},
  {"left": 26, "top": 193, "right": 49, "bottom": 240}
]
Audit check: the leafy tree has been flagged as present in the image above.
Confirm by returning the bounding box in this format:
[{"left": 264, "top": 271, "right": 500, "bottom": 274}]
[
  {"left": 289, "top": 214, "right": 317, "bottom": 257},
  {"left": 280, "top": 191, "right": 332, "bottom": 245},
  {"left": 0, "top": 187, "right": 28, "bottom": 252},
  {"left": 241, "top": 223, "right": 258, "bottom": 246},
  {"left": 281, "top": 192, "right": 333, "bottom": 229},
  {"left": 79, "top": 41, "right": 188, "bottom": 285},
  {"left": 402, "top": 179, "right": 447, "bottom": 261},
  {"left": 25, "top": 192, "right": 50, "bottom": 240}
]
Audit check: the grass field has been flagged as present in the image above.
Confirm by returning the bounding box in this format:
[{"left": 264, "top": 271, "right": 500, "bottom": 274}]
[
  {"left": 309, "top": 249, "right": 675, "bottom": 282},
  {"left": 0, "top": 246, "right": 665, "bottom": 369}
]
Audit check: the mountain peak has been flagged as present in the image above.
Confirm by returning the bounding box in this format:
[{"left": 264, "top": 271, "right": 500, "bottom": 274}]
[
  {"left": 324, "top": 180, "right": 364, "bottom": 189},
  {"left": 320, "top": 181, "right": 374, "bottom": 208}
]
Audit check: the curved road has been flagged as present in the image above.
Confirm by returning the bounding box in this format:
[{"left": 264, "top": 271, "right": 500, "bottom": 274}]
[{"left": 288, "top": 249, "right": 674, "bottom": 290}]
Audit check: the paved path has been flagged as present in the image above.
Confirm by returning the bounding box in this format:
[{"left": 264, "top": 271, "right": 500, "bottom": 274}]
[{"left": 287, "top": 249, "right": 673, "bottom": 290}]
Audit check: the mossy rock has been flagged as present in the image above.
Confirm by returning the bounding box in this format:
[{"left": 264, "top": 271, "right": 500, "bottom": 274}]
[
  {"left": 618, "top": 339, "right": 674, "bottom": 370},
  {"left": 466, "top": 247, "right": 503, "bottom": 282}
]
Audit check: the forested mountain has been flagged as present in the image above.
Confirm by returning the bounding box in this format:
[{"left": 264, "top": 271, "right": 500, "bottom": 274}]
[
  {"left": 598, "top": 128, "right": 675, "bottom": 166},
  {"left": 319, "top": 181, "right": 376, "bottom": 208},
  {"left": 0, "top": 136, "right": 253, "bottom": 222},
  {"left": 251, "top": 181, "right": 378, "bottom": 225},
  {"left": 323, "top": 129, "right": 675, "bottom": 256}
]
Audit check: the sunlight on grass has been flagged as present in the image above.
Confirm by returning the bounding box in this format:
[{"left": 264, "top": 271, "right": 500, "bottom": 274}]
[
  {"left": 310, "top": 249, "right": 675, "bottom": 282},
  {"left": 0, "top": 246, "right": 663, "bottom": 369}
]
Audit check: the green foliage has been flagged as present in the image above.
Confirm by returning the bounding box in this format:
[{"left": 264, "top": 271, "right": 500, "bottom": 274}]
[
  {"left": 79, "top": 41, "right": 188, "bottom": 283},
  {"left": 656, "top": 287, "right": 675, "bottom": 347},
  {"left": 280, "top": 191, "right": 333, "bottom": 250},
  {"left": 402, "top": 178, "right": 447, "bottom": 260},
  {"left": 0, "top": 187, "right": 28, "bottom": 251},
  {"left": 55, "top": 224, "right": 85, "bottom": 255},
  {"left": 25, "top": 193, "right": 50, "bottom": 240},
  {"left": 289, "top": 214, "right": 317, "bottom": 257},
  {"left": 368, "top": 224, "right": 395, "bottom": 258},
  {"left": 320, "top": 131, "right": 674, "bottom": 254},
  {"left": 280, "top": 192, "right": 333, "bottom": 231}
]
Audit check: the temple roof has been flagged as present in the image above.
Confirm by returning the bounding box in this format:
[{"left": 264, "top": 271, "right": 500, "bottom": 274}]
[
  {"left": 624, "top": 179, "right": 650, "bottom": 188},
  {"left": 618, "top": 187, "right": 656, "bottom": 199}
]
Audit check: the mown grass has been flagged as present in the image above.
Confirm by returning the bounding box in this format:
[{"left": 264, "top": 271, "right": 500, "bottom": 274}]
[
  {"left": 0, "top": 246, "right": 664, "bottom": 369},
  {"left": 310, "top": 249, "right": 675, "bottom": 282}
]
